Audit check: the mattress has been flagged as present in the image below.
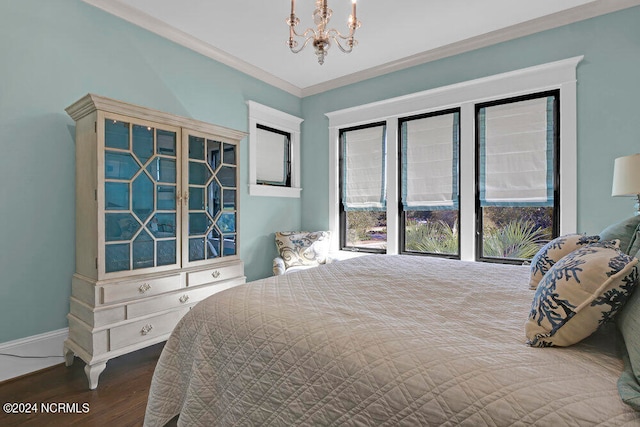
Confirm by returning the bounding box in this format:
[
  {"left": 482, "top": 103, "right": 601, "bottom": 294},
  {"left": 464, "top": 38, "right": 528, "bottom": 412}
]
[{"left": 144, "top": 255, "right": 640, "bottom": 426}]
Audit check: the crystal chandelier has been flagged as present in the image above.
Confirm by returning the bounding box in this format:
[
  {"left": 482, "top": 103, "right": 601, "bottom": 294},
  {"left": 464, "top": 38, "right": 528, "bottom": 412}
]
[{"left": 287, "top": 0, "right": 361, "bottom": 65}]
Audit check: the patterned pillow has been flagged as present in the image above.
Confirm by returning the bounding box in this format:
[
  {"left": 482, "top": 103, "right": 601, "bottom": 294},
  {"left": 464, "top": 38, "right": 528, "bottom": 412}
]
[
  {"left": 275, "top": 231, "right": 331, "bottom": 270},
  {"left": 528, "top": 234, "right": 601, "bottom": 290},
  {"left": 525, "top": 241, "right": 638, "bottom": 347}
]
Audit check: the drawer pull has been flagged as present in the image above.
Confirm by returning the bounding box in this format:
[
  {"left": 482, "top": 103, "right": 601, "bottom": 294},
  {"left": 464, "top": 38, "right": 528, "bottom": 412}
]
[
  {"left": 138, "top": 283, "right": 152, "bottom": 294},
  {"left": 211, "top": 270, "right": 221, "bottom": 279},
  {"left": 179, "top": 294, "right": 190, "bottom": 304},
  {"left": 140, "top": 324, "right": 153, "bottom": 336}
]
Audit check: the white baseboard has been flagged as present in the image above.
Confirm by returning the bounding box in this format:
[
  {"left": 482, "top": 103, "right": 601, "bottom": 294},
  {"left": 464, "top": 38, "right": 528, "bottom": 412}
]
[{"left": 0, "top": 328, "right": 69, "bottom": 382}]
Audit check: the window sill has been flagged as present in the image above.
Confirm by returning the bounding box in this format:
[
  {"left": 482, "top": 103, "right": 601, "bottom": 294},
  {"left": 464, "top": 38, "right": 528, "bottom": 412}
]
[{"left": 249, "top": 184, "right": 301, "bottom": 198}]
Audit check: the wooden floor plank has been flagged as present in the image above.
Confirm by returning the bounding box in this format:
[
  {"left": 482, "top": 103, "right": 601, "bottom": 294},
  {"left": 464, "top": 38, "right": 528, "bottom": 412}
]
[{"left": 0, "top": 342, "right": 166, "bottom": 427}]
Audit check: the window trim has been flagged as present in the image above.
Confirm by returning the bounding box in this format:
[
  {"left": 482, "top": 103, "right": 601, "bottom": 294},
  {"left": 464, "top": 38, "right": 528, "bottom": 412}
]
[
  {"left": 474, "top": 90, "right": 561, "bottom": 264},
  {"left": 326, "top": 56, "right": 582, "bottom": 258},
  {"left": 247, "top": 100, "right": 302, "bottom": 198}
]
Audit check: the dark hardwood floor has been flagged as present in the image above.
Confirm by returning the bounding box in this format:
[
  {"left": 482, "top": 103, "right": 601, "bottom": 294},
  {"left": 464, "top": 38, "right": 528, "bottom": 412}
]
[{"left": 0, "top": 342, "right": 172, "bottom": 427}]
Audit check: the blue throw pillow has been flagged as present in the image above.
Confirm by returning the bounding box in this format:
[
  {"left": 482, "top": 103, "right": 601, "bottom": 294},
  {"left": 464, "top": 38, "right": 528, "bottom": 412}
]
[
  {"left": 617, "top": 277, "right": 640, "bottom": 409},
  {"left": 600, "top": 216, "right": 640, "bottom": 255}
]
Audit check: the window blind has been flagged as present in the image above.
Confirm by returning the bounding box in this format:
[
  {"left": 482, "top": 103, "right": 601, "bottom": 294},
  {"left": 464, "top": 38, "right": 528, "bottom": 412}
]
[
  {"left": 342, "top": 125, "right": 386, "bottom": 210},
  {"left": 478, "top": 96, "right": 554, "bottom": 207},
  {"left": 256, "top": 126, "right": 289, "bottom": 185},
  {"left": 401, "top": 112, "right": 459, "bottom": 210}
]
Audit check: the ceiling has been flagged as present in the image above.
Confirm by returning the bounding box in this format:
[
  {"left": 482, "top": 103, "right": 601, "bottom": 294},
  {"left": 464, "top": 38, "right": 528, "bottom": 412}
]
[{"left": 83, "top": 0, "right": 639, "bottom": 97}]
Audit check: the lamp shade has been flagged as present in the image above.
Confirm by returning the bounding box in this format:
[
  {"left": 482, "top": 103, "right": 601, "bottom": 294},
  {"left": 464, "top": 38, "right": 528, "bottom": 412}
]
[{"left": 612, "top": 153, "right": 640, "bottom": 196}]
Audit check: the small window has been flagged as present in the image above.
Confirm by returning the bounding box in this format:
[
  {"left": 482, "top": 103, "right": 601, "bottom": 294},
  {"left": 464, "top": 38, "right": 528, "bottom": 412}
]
[
  {"left": 256, "top": 124, "right": 291, "bottom": 187},
  {"left": 247, "top": 101, "right": 302, "bottom": 198}
]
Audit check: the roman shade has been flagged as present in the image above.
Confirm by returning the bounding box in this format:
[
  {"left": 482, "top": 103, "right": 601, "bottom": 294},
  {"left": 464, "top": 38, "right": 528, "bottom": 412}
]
[
  {"left": 341, "top": 125, "right": 386, "bottom": 210},
  {"left": 401, "top": 111, "right": 459, "bottom": 210},
  {"left": 478, "top": 96, "right": 554, "bottom": 207}
]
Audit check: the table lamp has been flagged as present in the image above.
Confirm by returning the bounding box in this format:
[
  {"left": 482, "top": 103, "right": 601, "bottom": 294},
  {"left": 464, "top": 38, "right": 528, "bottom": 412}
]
[{"left": 612, "top": 153, "right": 640, "bottom": 215}]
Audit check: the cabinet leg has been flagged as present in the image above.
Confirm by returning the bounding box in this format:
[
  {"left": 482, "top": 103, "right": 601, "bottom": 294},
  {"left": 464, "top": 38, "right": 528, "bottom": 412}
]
[
  {"left": 63, "top": 345, "right": 75, "bottom": 367},
  {"left": 84, "top": 362, "right": 107, "bottom": 390}
]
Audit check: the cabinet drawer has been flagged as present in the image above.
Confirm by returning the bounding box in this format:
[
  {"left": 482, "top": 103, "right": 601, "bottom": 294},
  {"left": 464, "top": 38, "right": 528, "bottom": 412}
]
[
  {"left": 109, "top": 308, "right": 189, "bottom": 351},
  {"left": 101, "top": 275, "right": 182, "bottom": 305},
  {"left": 126, "top": 278, "right": 244, "bottom": 319},
  {"left": 186, "top": 262, "right": 244, "bottom": 287}
]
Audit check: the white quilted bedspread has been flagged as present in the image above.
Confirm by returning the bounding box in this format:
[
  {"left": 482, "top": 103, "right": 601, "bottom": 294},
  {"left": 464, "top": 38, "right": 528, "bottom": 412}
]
[{"left": 144, "top": 255, "right": 640, "bottom": 426}]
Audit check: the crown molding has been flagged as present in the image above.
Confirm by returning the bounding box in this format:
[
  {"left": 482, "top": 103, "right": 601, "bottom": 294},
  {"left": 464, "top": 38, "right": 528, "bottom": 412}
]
[
  {"left": 301, "top": 0, "right": 640, "bottom": 96},
  {"left": 81, "top": 0, "right": 303, "bottom": 97},
  {"left": 83, "top": 0, "right": 639, "bottom": 99}
]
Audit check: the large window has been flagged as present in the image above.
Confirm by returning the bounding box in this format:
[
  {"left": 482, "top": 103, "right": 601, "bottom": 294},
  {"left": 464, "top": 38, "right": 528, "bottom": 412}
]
[
  {"left": 327, "top": 57, "right": 581, "bottom": 261},
  {"left": 339, "top": 98, "right": 557, "bottom": 262},
  {"left": 399, "top": 109, "right": 461, "bottom": 257},
  {"left": 475, "top": 91, "right": 559, "bottom": 263},
  {"left": 339, "top": 123, "right": 387, "bottom": 252}
]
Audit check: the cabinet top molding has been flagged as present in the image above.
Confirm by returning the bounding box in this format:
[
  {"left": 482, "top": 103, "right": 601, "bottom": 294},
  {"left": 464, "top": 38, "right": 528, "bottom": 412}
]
[{"left": 66, "top": 93, "right": 247, "bottom": 141}]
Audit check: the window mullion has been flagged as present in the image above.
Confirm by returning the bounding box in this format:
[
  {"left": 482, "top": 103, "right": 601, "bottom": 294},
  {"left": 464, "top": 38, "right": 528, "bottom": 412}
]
[
  {"left": 459, "top": 102, "right": 476, "bottom": 261},
  {"left": 386, "top": 119, "right": 399, "bottom": 254}
]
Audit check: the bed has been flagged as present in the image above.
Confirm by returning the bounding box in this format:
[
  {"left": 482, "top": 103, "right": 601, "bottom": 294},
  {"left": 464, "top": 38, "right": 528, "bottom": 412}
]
[{"left": 144, "top": 254, "right": 640, "bottom": 426}]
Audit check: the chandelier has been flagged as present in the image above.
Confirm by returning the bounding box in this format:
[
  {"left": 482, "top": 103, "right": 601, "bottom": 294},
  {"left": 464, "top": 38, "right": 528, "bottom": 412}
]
[{"left": 287, "top": 0, "right": 361, "bottom": 65}]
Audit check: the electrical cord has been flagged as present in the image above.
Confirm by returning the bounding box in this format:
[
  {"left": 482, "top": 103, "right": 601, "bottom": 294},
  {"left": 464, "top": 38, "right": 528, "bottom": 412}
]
[{"left": 0, "top": 353, "right": 64, "bottom": 359}]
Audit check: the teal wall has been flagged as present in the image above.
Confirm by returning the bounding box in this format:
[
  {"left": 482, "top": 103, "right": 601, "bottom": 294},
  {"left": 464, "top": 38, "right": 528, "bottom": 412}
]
[
  {"left": 1, "top": 1, "right": 639, "bottom": 344},
  {"left": 300, "top": 7, "right": 640, "bottom": 237},
  {"left": 0, "top": 0, "right": 302, "bottom": 343}
]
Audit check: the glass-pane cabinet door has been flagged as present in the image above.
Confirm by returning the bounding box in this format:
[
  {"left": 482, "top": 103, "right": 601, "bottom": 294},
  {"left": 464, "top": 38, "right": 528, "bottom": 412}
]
[
  {"left": 103, "top": 117, "right": 180, "bottom": 274},
  {"left": 184, "top": 133, "right": 238, "bottom": 265}
]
